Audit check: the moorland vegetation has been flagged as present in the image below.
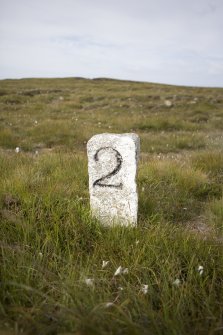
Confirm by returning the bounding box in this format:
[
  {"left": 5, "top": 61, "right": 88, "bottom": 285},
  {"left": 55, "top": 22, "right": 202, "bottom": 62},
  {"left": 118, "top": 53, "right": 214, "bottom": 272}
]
[{"left": 0, "top": 78, "right": 223, "bottom": 334}]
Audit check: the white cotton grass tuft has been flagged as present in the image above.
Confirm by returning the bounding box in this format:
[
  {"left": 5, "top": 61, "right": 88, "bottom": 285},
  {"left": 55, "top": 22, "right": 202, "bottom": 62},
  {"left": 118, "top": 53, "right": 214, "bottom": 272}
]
[
  {"left": 15, "top": 147, "right": 20, "bottom": 153},
  {"left": 122, "top": 268, "right": 129, "bottom": 274},
  {"left": 114, "top": 266, "right": 129, "bottom": 276},
  {"left": 140, "top": 284, "right": 148, "bottom": 295},
  {"left": 172, "top": 278, "right": 181, "bottom": 286},
  {"left": 84, "top": 278, "right": 94, "bottom": 287},
  {"left": 104, "top": 302, "right": 114, "bottom": 308},
  {"left": 114, "top": 266, "right": 122, "bottom": 276},
  {"left": 164, "top": 99, "right": 172, "bottom": 107},
  {"left": 198, "top": 265, "right": 204, "bottom": 275},
  {"left": 102, "top": 260, "right": 109, "bottom": 269}
]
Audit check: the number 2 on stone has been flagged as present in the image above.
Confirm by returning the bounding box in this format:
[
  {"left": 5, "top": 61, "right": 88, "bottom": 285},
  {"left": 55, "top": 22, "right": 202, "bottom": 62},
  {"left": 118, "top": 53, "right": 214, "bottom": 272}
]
[{"left": 93, "top": 147, "right": 123, "bottom": 189}]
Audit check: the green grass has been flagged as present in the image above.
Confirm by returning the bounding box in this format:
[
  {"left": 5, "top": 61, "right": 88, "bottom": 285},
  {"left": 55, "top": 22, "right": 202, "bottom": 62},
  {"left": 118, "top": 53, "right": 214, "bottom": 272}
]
[{"left": 0, "top": 78, "right": 223, "bottom": 335}]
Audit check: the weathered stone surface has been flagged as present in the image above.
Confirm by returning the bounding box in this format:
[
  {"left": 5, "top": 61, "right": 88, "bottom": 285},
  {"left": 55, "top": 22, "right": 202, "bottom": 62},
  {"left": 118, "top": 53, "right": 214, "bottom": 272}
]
[{"left": 87, "top": 133, "right": 140, "bottom": 226}]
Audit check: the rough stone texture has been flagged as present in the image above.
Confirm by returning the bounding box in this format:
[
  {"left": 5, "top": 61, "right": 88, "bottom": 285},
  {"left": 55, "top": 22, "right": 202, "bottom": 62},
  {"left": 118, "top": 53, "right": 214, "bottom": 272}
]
[{"left": 87, "top": 133, "right": 140, "bottom": 226}]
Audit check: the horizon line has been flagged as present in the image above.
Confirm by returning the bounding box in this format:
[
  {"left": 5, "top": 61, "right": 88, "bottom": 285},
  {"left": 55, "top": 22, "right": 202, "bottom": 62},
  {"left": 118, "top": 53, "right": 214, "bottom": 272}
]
[{"left": 0, "top": 75, "right": 222, "bottom": 89}]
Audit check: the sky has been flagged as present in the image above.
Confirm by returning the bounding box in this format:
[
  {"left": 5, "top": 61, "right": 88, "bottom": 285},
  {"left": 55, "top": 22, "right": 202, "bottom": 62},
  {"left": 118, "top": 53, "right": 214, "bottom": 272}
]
[{"left": 0, "top": 0, "right": 223, "bottom": 87}]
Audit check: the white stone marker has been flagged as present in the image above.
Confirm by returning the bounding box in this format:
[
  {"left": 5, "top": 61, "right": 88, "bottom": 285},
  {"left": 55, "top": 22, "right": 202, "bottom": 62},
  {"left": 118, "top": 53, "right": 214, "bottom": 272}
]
[{"left": 87, "top": 133, "right": 140, "bottom": 226}]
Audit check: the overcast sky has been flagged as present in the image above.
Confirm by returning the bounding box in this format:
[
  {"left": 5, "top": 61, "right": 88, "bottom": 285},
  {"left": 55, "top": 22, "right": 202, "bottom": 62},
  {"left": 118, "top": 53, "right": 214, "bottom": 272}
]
[{"left": 0, "top": 0, "right": 223, "bottom": 87}]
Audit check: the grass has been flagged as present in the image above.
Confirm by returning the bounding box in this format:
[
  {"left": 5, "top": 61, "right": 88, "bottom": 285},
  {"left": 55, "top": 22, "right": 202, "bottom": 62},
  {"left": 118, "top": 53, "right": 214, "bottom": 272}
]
[{"left": 0, "top": 77, "right": 223, "bottom": 335}]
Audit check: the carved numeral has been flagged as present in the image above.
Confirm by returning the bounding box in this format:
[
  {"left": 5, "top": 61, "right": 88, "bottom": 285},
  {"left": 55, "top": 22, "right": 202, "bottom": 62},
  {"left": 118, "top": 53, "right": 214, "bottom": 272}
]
[{"left": 93, "top": 147, "right": 123, "bottom": 189}]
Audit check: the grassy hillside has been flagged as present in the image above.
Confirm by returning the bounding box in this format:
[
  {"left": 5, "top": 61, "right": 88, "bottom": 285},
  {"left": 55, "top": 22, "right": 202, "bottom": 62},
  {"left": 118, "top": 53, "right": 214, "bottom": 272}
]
[{"left": 0, "top": 78, "right": 223, "bottom": 335}]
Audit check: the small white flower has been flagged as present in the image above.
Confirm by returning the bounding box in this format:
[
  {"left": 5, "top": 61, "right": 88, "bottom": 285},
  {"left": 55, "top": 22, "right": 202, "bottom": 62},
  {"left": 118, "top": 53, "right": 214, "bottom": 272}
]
[
  {"left": 114, "top": 266, "right": 122, "bottom": 276},
  {"left": 15, "top": 147, "right": 20, "bottom": 153},
  {"left": 118, "top": 286, "right": 124, "bottom": 291},
  {"left": 34, "top": 120, "right": 38, "bottom": 124},
  {"left": 38, "top": 252, "right": 43, "bottom": 258},
  {"left": 35, "top": 150, "right": 39, "bottom": 155},
  {"left": 172, "top": 278, "right": 181, "bottom": 286},
  {"left": 141, "top": 284, "right": 148, "bottom": 295},
  {"left": 102, "top": 260, "right": 109, "bottom": 269},
  {"left": 84, "top": 278, "right": 94, "bottom": 287},
  {"left": 104, "top": 302, "right": 114, "bottom": 308},
  {"left": 198, "top": 265, "right": 204, "bottom": 276}
]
